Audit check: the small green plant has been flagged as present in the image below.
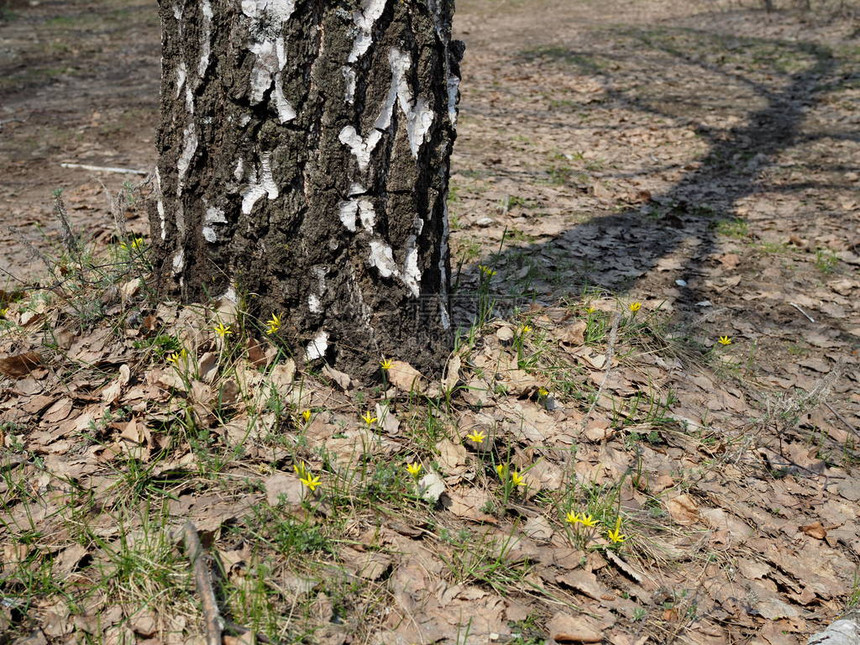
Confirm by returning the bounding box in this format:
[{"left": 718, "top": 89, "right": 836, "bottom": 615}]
[
  {"left": 715, "top": 217, "right": 749, "bottom": 239},
  {"left": 814, "top": 248, "right": 839, "bottom": 273}
]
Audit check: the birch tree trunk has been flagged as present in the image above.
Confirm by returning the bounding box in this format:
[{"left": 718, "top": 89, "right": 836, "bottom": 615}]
[{"left": 150, "top": 0, "right": 461, "bottom": 378}]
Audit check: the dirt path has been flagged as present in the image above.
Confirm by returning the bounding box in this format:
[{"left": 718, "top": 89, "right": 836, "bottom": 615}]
[
  {"left": 450, "top": 0, "right": 859, "bottom": 440},
  {"left": 0, "top": 0, "right": 159, "bottom": 279}
]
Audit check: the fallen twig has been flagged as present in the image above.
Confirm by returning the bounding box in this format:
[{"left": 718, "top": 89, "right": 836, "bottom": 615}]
[
  {"left": 60, "top": 162, "right": 148, "bottom": 175},
  {"left": 825, "top": 401, "right": 860, "bottom": 440},
  {"left": 580, "top": 311, "right": 621, "bottom": 431},
  {"left": 789, "top": 302, "right": 815, "bottom": 322},
  {"left": 182, "top": 521, "right": 224, "bottom": 645}
]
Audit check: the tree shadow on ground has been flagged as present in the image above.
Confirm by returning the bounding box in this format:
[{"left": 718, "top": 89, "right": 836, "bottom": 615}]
[{"left": 453, "top": 16, "right": 852, "bottom": 332}]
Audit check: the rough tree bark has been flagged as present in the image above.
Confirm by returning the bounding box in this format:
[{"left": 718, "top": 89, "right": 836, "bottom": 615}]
[{"left": 150, "top": 0, "right": 462, "bottom": 378}]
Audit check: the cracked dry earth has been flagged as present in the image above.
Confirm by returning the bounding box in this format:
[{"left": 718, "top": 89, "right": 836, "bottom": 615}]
[{"left": 1, "top": 0, "right": 859, "bottom": 643}]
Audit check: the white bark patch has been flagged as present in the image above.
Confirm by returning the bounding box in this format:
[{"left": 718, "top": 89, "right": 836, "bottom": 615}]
[
  {"left": 241, "top": 0, "right": 295, "bottom": 24},
  {"left": 305, "top": 331, "right": 329, "bottom": 361},
  {"left": 338, "top": 199, "right": 358, "bottom": 232},
  {"left": 369, "top": 240, "right": 398, "bottom": 278},
  {"left": 172, "top": 248, "right": 185, "bottom": 274},
  {"left": 202, "top": 206, "right": 227, "bottom": 243},
  {"left": 388, "top": 49, "right": 435, "bottom": 157},
  {"left": 185, "top": 84, "right": 195, "bottom": 114},
  {"left": 272, "top": 74, "right": 297, "bottom": 123},
  {"left": 340, "top": 48, "right": 435, "bottom": 168},
  {"left": 308, "top": 294, "right": 322, "bottom": 313},
  {"left": 198, "top": 0, "right": 213, "bottom": 78},
  {"left": 447, "top": 73, "right": 460, "bottom": 126},
  {"left": 358, "top": 200, "right": 376, "bottom": 232},
  {"left": 233, "top": 158, "right": 245, "bottom": 181},
  {"left": 243, "top": 1, "right": 297, "bottom": 123},
  {"left": 402, "top": 238, "right": 421, "bottom": 297},
  {"left": 349, "top": 183, "right": 366, "bottom": 196},
  {"left": 388, "top": 47, "right": 435, "bottom": 159},
  {"left": 248, "top": 40, "right": 281, "bottom": 104},
  {"left": 220, "top": 284, "right": 239, "bottom": 304},
  {"left": 155, "top": 168, "right": 167, "bottom": 241},
  {"left": 342, "top": 67, "right": 356, "bottom": 104},
  {"left": 338, "top": 126, "right": 382, "bottom": 172},
  {"left": 177, "top": 123, "right": 198, "bottom": 189},
  {"left": 241, "top": 152, "right": 279, "bottom": 215},
  {"left": 175, "top": 61, "right": 187, "bottom": 99},
  {"left": 172, "top": 2, "right": 182, "bottom": 20},
  {"left": 349, "top": 0, "right": 387, "bottom": 63}
]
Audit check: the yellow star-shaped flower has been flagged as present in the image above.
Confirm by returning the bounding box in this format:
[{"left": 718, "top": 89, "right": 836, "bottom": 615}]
[
  {"left": 265, "top": 313, "right": 281, "bottom": 335},
  {"left": 718, "top": 335, "right": 732, "bottom": 345},
  {"left": 466, "top": 430, "right": 486, "bottom": 444},
  {"left": 406, "top": 462, "right": 422, "bottom": 477},
  {"left": 213, "top": 322, "right": 232, "bottom": 338},
  {"left": 607, "top": 516, "right": 626, "bottom": 543},
  {"left": 580, "top": 513, "right": 598, "bottom": 527},
  {"left": 361, "top": 411, "right": 378, "bottom": 425}
]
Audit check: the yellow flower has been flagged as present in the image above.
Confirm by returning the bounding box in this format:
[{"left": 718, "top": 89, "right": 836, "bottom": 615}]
[
  {"left": 495, "top": 464, "right": 508, "bottom": 479},
  {"left": 0, "top": 307, "right": 7, "bottom": 318},
  {"left": 538, "top": 387, "right": 549, "bottom": 398},
  {"left": 565, "top": 511, "right": 581, "bottom": 525},
  {"left": 380, "top": 358, "right": 393, "bottom": 370},
  {"left": 214, "top": 322, "right": 232, "bottom": 338},
  {"left": 120, "top": 237, "right": 144, "bottom": 251},
  {"left": 265, "top": 313, "right": 281, "bottom": 335},
  {"left": 361, "top": 411, "right": 378, "bottom": 425},
  {"left": 478, "top": 264, "right": 497, "bottom": 277},
  {"left": 294, "top": 462, "right": 310, "bottom": 479},
  {"left": 166, "top": 348, "right": 188, "bottom": 365},
  {"left": 294, "top": 462, "right": 321, "bottom": 490},
  {"left": 520, "top": 324, "right": 532, "bottom": 335},
  {"left": 718, "top": 335, "right": 732, "bottom": 345},
  {"left": 629, "top": 302, "right": 642, "bottom": 313},
  {"left": 300, "top": 474, "right": 321, "bottom": 492},
  {"left": 585, "top": 306, "right": 596, "bottom": 314},
  {"left": 407, "top": 462, "right": 422, "bottom": 477},
  {"left": 301, "top": 409, "right": 312, "bottom": 422},
  {"left": 580, "top": 514, "right": 598, "bottom": 527},
  {"left": 511, "top": 471, "right": 526, "bottom": 488},
  {"left": 466, "top": 430, "right": 486, "bottom": 444},
  {"left": 607, "top": 516, "right": 626, "bottom": 544}
]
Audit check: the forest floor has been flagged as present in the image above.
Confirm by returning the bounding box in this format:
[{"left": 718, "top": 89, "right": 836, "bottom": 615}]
[{"left": 0, "top": 0, "right": 859, "bottom": 644}]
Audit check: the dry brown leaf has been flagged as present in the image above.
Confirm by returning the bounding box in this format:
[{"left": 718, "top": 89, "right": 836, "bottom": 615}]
[
  {"left": 436, "top": 438, "right": 468, "bottom": 475},
  {"left": 387, "top": 360, "right": 425, "bottom": 392},
  {"left": 52, "top": 544, "right": 89, "bottom": 578},
  {"left": 129, "top": 610, "right": 158, "bottom": 637},
  {"left": 42, "top": 397, "right": 73, "bottom": 423},
  {"left": 800, "top": 521, "right": 827, "bottom": 540},
  {"left": 666, "top": 493, "right": 699, "bottom": 525},
  {"left": 559, "top": 319, "right": 587, "bottom": 346},
  {"left": 441, "top": 488, "right": 496, "bottom": 522},
  {"left": 555, "top": 568, "right": 607, "bottom": 601},
  {"left": 264, "top": 472, "right": 306, "bottom": 506},
  {"left": 0, "top": 351, "right": 42, "bottom": 378},
  {"left": 546, "top": 611, "right": 602, "bottom": 643},
  {"left": 323, "top": 364, "right": 352, "bottom": 390},
  {"left": 442, "top": 354, "right": 461, "bottom": 392}
]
